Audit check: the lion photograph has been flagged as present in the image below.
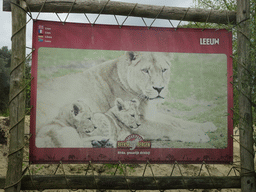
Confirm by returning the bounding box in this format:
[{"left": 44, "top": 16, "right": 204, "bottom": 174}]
[
  {"left": 35, "top": 48, "right": 227, "bottom": 149},
  {"left": 36, "top": 97, "right": 141, "bottom": 148},
  {"left": 36, "top": 99, "right": 97, "bottom": 148},
  {"left": 84, "top": 97, "right": 141, "bottom": 148}
]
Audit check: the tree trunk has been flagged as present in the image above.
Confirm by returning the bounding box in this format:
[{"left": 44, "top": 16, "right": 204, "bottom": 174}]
[
  {"left": 0, "top": 175, "right": 241, "bottom": 190},
  {"left": 5, "top": 0, "right": 26, "bottom": 192},
  {"left": 3, "top": 0, "right": 236, "bottom": 25}
]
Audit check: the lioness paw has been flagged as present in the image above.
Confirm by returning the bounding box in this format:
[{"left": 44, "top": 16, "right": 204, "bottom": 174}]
[
  {"left": 189, "top": 131, "right": 210, "bottom": 143},
  {"left": 91, "top": 139, "right": 114, "bottom": 148},
  {"left": 201, "top": 122, "right": 217, "bottom": 132},
  {"left": 170, "top": 128, "right": 210, "bottom": 143}
]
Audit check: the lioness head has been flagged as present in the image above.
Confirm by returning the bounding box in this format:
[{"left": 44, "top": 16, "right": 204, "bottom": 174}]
[
  {"left": 57, "top": 100, "right": 97, "bottom": 135},
  {"left": 110, "top": 98, "right": 141, "bottom": 130},
  {"left": 118, "top": 51, "right": 171, "bottom": 100}
]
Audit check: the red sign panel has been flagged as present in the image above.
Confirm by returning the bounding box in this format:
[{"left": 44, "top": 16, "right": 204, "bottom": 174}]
[{"left": 30, "top": 20, "right": 233, "bottom": 164}]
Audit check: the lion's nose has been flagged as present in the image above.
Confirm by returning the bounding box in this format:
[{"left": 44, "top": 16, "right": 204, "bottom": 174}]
[
  {"left": 136, "top": 123, "right": 141, "bottom": 127},
  {"left": 153, "top": 86, "right": 164, "bottom": 94}
]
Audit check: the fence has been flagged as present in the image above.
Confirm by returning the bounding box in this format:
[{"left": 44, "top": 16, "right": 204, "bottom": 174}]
[{"left": 1, "top": 0, "right": 255, "bottom": 191}]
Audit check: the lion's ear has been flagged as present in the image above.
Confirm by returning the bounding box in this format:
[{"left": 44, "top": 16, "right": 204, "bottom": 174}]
[
  {"left": 126, "top": 51, "right": 138, "bottom": 62},
  {"left": 115, "top": 98, "right": 125, "bottom": 111},
  {"left": 72, "top": 104, "right": 80, "bottom": 116}
]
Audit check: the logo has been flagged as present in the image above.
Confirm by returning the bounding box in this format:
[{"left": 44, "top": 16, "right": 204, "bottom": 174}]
[
  {"left": 200, "top": 38, "right": 219, "bottom": 45},
  {"left": 38, "top": 29, "right": 44, "bottom": 34},
  {"left": 38, "top": 25, "right": 44, "bottom": 29},
  {"left": 38, "top": 36, "right": 44, "bottom": 42},
  {"left": 117, "top": 134, "right": 151, "bottom": 150}
]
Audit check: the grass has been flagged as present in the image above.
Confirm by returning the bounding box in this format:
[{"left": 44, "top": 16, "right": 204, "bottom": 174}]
[
  {"left": 38, "top": 48, "right": 125, "bottom": 67},
  {"left": 168, "top": 53, "right": 227, "bottom": 101},
  {"left": 37, "top": 48, "right": 125, "bottom": 83},
  {"left": 160, "top": 53, "right": 228, "bottom": 148},
  {"left": 0, "top": 108, "right": 9, "bottom": 117},
  {"left": 162, "top": 101, "right": 200, "bottom": 111}
]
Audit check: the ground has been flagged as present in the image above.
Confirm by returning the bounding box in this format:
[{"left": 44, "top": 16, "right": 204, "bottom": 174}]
[{"left": 0, "top": 116, "right": 243, "bottom": 192}]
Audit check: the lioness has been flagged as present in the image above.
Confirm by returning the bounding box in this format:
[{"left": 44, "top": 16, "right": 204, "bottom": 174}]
[
  {"left": 37, "top": 51, "right": 216, "bottom": 143},
  {"left": 37, "top": 51, "right": 171, "bottom": 119},
  {"left": 36, "top": 100, "right": 96, "bottom": 148}
]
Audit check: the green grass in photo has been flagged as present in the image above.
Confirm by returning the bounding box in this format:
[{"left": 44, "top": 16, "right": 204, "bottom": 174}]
[
  {"left": 37, "top": 48, "right": 125, "bottom": 83},
  {"left": 160, "top": 53, "right": 228, "bottom": 148}
]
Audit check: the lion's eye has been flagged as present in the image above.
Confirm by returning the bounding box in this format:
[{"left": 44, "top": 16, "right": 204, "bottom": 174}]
[
  {"left": 88, "top": 117, "right": 91, "bottom": 121},
  {"left": 162, "top": 68, "right": 167, "bottom": 73},
  {"left": 142, "top": 68, "right": 149, "bottom": 73},
  {"left": 131, "top": 114, "right": 135, "bottom": 117}
]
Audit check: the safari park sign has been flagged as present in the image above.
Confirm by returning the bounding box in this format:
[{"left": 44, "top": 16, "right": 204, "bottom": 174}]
[{"left": 30, "top": 20, "right": 233, "bottom": 164}]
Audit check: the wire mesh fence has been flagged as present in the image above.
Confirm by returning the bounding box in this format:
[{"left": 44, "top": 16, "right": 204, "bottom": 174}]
[{"left": 1, "top": 0, "right": 255, "bottom": 191}]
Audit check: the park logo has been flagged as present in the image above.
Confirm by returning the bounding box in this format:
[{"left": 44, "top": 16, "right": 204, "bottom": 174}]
[{"left": 117, "top": 134, "right": 151, "bottom": 150}]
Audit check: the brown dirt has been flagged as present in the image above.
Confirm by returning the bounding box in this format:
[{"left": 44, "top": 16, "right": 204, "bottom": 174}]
[{"left": 0, "top": 116, "right": 244, "bottom": 192}]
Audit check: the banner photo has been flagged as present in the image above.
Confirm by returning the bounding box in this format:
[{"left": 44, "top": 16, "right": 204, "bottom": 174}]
[{"left": 30, "top": 20, "right": 233, "bottom": 164}]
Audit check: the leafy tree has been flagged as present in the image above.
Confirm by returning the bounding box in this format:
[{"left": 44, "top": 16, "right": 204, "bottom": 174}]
[
  {"left": 0, "top": 46, "right": 11, "bottom": 115},
  {"left": 183, "top": 0, "right": 256, "bottom": 127},
  {"left": 24, "top": 55, "right": 32, "bottom": 112},
  {"left": 0, "top": 46, "right": 31, "bottom": 116}
]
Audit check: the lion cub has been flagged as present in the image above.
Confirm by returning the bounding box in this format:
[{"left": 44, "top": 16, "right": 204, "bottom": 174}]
[
  {"left": 36, "top": 98, "right": 141, "bottom": 148},
  {"left": 36, "top": 99, "right": 97, "bottom": 148},
  {"left": 83, "top": 98, "right": 141, "bottom": 148}
]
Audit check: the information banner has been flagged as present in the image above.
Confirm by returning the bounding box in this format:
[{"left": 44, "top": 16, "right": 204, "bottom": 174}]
[{"left": 30, "top": 20, "right": 233, "bottom": 164}]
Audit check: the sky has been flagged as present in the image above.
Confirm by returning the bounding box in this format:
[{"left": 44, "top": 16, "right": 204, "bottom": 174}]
[{"left": 0, "top": 0, "right": 194, "bottom": 50}]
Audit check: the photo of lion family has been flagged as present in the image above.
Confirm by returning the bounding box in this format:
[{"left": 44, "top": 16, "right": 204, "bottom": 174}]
[{"left": 35, "top": 48, "right": 228, "bottom": 149}]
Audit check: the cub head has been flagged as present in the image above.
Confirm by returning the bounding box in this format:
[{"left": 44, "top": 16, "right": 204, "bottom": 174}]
[
  {"left": 57, "top": 100, "right": 97, "bottom": 135},
  {"left": 111, "top": 98, "right": 141, "bottom": 130},
  {"left": 119, "top": 51, "right": 171, "bottom": 100}
]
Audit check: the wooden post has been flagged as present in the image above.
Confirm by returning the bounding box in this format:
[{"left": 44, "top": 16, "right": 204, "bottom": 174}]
[
  {"left": 0, "top": 176, "right": 242, "bottom": 190},
  {"left": 237, "top": 0, "right": 255, "bottom": 191},
  {"left": 5, "top": 0, "right": 26, "bottom": 192},
  {"left": 3, "top": 0, "right": 236, "bottom": 24}
]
